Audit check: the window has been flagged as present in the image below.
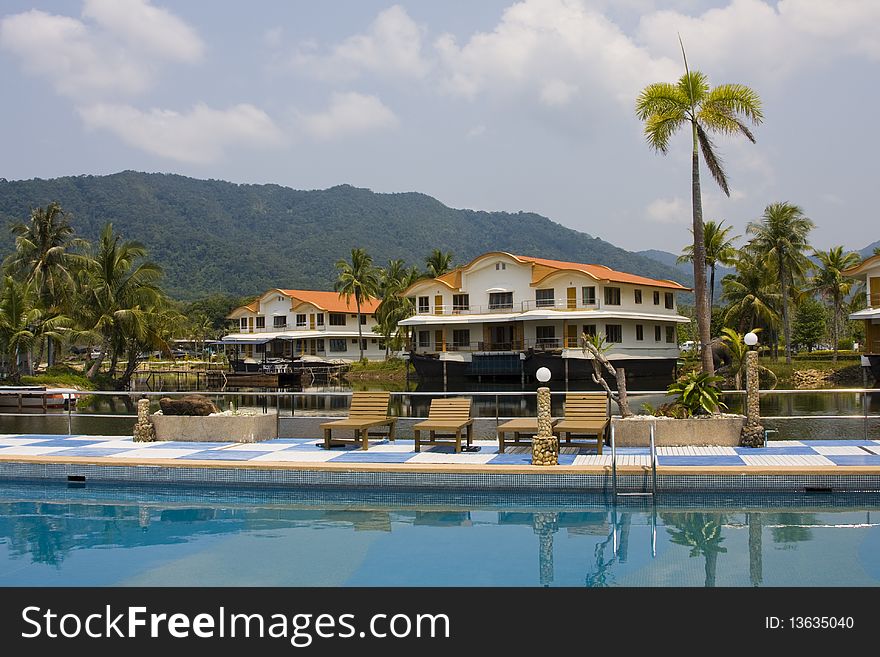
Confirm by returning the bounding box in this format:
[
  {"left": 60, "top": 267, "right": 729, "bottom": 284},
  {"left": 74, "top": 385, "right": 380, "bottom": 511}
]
[
  {"left": 653, "top": 291, "right": 660, "bottom": 305},
  {"left": 240, "top": 317, "right": 248, "bottom": 330},
  {"left": 535, "top": 288, "right": 555, "bottom": 307},
  {"left": 452, "top": 329, "right": 470, "bottom": 349},
  {"left": 583, "top": 324, "right": 597, "bottom": 339},
  {"left": 378, "top": 339, "right": 386, "bottom": 351},
  {"left": 329, "top": 339, "right": 347, "bottom": 352},
  {"left": 296, "top": 313, "right": 306, "bottom": 327},
  {"left": 665, "top": 292, "right": 675, "bottom": 309},
  {"left": 316, "top": 339, "right": 324, "bottom": 352},
  {"left": 489, "top": 292, "right": 513, "bottom": 310},
  {"left": 604, "top": 287, "right": 621, "bottom": 306},
  {"left": 634, "top": 289, "right": 642, "bottom": 304},
  {"left": 666, "top": 326, "right": 675, "bottom": 343},
  {"left": 655, "top": 325, "right": 662, "bottom": 342},
  {"left": 418, "top": 330, "right": 430, "bottom": 348},
  {"left": 359, "top": 339, "right": 367, "bottom": 351},
  {"left": 636, "top": 324, "right": 644, "bottom": 341},
  {"left": 255, "top": 343, "right": 265, "bottom": 354},
  {"left": 606, "top": 324, "right": 622, "bottom": 343},
  {"left": 582, "top": 286, "right": 596, "bottom": 305},
  {"left": 418, "top": 296, "right": 430, "bottom": 313},
  {"left": 495, "top": 262, "right": 506, "bottom": 270},
  {"left": 273, "top": 315, "right": 287, "bottom": 329},
  {"left": 360, "top": 314, "right": 367, "bottom": 325},
  {"left": 255, "top": 316, "right": 265, "bottom": 329},
  {"left": 452, "top": 294, "right": 470, "bottom": 312},
  {"left": 329, "top": 313, "right": 346, "bottom": 326},
  {"left": 535, "top": 325, "right": 556, "bottom": 347},
  {"left": 316, "top": 314, "right": 324, "bottom": 326}
]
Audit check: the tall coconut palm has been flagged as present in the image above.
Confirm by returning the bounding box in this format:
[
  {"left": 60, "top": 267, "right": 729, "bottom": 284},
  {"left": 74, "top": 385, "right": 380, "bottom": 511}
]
[
  {"left": 0, "top": 277, "right": 69, "bottom": 383},
  {"left": 677, "top": 220, "right": 739, "bottom": 308},
  {"left": 4, "top": 202, "right": 83, "bottom": 367},
  {"left": 76, "top": 224, "right": 163, "bottom": 380},
  {"left": 746, "top": 202, "right": 814, "bottom": 364},
  {"left": 425, "top": 249, "right": 454, "bottom": 278},
  {"left": 722, "top": 249, "right": 780, "bottom": 333},
  {"left": 809, "top": 246, "right": 861, "bottom": 362},
  {"left": 637, "top": 53, "right": 763, "bottom": 375},
  {"left": 374, "top": 259, "right": 415, "bottom": 356},
  {"left": 335, "top": 248, "right": 380, "bottom": 361}
]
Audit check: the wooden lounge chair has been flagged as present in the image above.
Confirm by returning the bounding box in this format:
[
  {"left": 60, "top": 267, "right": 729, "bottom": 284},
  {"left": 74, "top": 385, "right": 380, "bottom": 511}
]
[
  {"left": 320, "top": 391, "right": 396, "bottom": 450},
  {"left": 413, "top": 397, "right": 474, "bottom": 453},
  {"left": 496, "top": 417, "right": 558, "bottom": 453},
  {"left": 553, "top": 394, "right": 609, "bottom": 454}
]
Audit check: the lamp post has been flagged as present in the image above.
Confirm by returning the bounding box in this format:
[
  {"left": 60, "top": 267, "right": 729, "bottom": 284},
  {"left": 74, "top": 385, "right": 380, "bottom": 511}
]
[
  {"left": 741, "top": 332, "right": 763, "bottom": 447},
  {"left": 532, "top": 367, "right": 558, "bottom": 465}
]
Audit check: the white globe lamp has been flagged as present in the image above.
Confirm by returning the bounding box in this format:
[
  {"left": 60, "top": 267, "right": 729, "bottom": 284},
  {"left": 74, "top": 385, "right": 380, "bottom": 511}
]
[
  {"left": 744, "top": 332, "right": 758, "bottom": 347},
  {"left": 536, "top": 367, "right": 552, "bottom": 383}
]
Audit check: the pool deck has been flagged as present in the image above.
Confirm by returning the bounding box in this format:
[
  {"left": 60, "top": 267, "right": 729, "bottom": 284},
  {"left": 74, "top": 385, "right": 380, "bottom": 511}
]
[{"left": 2, "top": 434, "right": 880, "bottom": 491}]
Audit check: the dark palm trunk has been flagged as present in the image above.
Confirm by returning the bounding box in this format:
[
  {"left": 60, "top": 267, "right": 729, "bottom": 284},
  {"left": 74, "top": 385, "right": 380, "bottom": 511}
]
[
  {"left": 780, "top": 262, "right": 792, "bottom": 365},
  {"left": 709, "top": 264, "right": 715, "bottom": 309},
  {"left": 87, "top": 341, "right": 109, "bottom": 379},
  {"left": 356, "top": 298, "right": 364, "bottom": 361},
  {"left": 704, "top": 549, "right": 717, "bottom": 588},
  {"left": 831, "top": 296, "right": 840, "bottom": 364},
  {"left": 691, "top": 126, "right": 714, "bottom": 376},
  {"left": 119, "top": 347, "right": 140, "bottom": 389},
  {"left": 748, "top": 512, "right": 762, "bottom": 586}
]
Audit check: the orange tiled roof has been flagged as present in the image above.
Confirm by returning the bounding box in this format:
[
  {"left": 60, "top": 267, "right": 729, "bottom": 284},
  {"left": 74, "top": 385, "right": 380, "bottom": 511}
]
[
  {"left": 513, "top": 255, "right": 690, "bottom": 291},
  {"left": 280, "top": 289, "right": 381, "bottom": 313}
]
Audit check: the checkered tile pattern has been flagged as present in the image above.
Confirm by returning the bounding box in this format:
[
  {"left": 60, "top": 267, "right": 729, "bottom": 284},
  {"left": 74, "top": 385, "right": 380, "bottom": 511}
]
[{"left": 0, "top": 434, "right": 879, "bottom": 468}]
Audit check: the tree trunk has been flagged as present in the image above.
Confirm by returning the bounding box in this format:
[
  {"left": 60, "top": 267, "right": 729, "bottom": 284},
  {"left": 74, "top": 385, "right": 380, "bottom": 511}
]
[
  {"left": 119, "top": 347, "right": 140, "bottom": 389},
  {"left": 831, "top": 298, "right": 840, "bottom": 364},
  {"left": 780, "top": 263, "right": 792, "bottom": 365},
  {"left": 356, "top": 298, "right": 364, "bottom": 361},
  {"left": 691, "top": 123, "right": 714, "bottom": 375},
  {"left": 34, "top": 337, "right": 46, "bottom": 373},
  {"left": 615, "top": 367, "right": 631, "bottom": 417},
  {"left": 709, "top": 264, "right": 715, "bottom": 310},
  {"left": 109, "top": 347, "right": 119, "bottom": 378},
  {"left": 748, "top": 512, "right": 762, "bottom": 587},
  {"left": 87, "top": 341, "right": 108, "bottom": 379}
]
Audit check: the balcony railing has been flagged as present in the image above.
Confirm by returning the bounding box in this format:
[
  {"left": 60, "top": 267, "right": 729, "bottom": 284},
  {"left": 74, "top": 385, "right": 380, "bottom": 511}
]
[
  {"left": 414, "top": 300, "right": 602, "bottom": 316},
  {"left": 409, "top": 338, "right": 622, "bottom": 352},
  {"left": 237, "top": 324, "right": 333, "bottom": 334}
]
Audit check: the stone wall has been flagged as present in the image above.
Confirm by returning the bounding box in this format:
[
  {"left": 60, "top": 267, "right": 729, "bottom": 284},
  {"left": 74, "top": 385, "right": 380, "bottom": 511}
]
[
  {"left": 611, "top": 415, "right": 746, "bottom": 447},
  {"left": 152, "top": 413, "right": 278, "bottom": 442}
]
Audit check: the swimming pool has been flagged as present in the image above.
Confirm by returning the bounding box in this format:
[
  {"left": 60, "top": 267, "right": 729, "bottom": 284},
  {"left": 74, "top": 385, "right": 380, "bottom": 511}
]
[{"left": 1, "top": 482, "right": 878, "bottom": 586}]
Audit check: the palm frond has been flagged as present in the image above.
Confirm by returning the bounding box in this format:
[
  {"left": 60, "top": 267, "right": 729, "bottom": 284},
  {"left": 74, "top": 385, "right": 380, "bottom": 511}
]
[{"left": 696, "top": 124, "right": 729, "bottom": 196}]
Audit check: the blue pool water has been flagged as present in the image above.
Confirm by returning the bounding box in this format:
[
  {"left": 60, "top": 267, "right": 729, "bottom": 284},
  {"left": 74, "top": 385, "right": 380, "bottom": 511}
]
[{"left": 1, "top": 482, "right": 879, "bottom": 587}]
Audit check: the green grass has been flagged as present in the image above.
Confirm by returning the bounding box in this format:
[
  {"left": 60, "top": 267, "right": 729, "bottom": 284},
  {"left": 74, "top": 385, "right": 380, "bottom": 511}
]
[
  {"left": 347, "top": 358, "right": 407, "bottom": 373},
  {"left": 21, "top": 365, "right": 96, "bottom": 390}
]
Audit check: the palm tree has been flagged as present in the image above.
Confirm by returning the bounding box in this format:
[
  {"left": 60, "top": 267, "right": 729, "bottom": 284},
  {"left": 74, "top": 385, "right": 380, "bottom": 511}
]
[
  {"left": 637, "top": 53, "right": 763, "bottom": 375},
  {"left": 665, "top": 513, "right": 728, "bottom": 587},
  {"left": 374, "top": 259, "right": 415, "bottom": 357},
  {"left": 76, "top": 224, "right": 163, "bottom": 380},
  {"left": 334, "top": 248, "right": 380, "bottom": 361},
  {"left": 721, "top": 249, "right": 780, "bottom": 334},
  {"left": 425, "top": 249, "right": 453, "bottom": 278},
  {"left": 746, "top": 203, "right": 814, "bottom": 364},
  {"left": 4, "top": 202, "right": 83, "bottom": 368},
  {"left": 0, "top": 277, "right": 68, "bottom": 383},
  {"left": 809, "top": 246, "right": 861, "bottom": 362},
  {"left": 677, "top": 220, "right": 739, "bottom": 308}
]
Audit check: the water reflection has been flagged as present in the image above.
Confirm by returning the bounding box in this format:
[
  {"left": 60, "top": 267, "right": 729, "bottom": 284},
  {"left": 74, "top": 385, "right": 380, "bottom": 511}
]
[{"left": 2, "top": 485, "right": 879, "bottom": 586}]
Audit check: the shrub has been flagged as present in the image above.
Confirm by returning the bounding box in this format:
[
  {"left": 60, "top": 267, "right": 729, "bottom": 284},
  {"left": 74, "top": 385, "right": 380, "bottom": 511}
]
[{"left": 666, "top": 371, "right": 727, "bottom": 416}]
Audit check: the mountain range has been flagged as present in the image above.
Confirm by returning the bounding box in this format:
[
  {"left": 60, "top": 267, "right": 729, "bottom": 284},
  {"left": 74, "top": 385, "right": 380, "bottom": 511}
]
[{"left": 0, "top": 171, "right": 695, "bottom": 301}]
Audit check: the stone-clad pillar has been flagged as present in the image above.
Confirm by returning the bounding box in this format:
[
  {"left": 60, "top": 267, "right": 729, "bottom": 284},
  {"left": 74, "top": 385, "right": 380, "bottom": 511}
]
[
  {"left": 133, "top": 398, "right": 156, "bottom": 442},
  {"left": 532, "top": 386, "right": 558, "bottom": 465},
  {"left": 741, "top": 350, "right": 764, "bottom": 447}
]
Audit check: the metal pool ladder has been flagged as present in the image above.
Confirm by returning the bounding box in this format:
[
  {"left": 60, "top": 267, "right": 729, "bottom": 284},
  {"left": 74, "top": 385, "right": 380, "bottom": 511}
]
[{"left": 611, "top": 421, "right": 657, "bottom": 497}]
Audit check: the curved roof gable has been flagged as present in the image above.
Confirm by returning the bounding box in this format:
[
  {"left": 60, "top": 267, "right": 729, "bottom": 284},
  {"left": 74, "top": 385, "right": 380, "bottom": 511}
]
[
  {"left": 281, "top": 289, "right": 381, "bottom": 313},
  {"left": 516, "top": 255, "right": 690, "bottom": 290},
  {"left": 842, "top": 254, "right": 880, "bottom": 279}
]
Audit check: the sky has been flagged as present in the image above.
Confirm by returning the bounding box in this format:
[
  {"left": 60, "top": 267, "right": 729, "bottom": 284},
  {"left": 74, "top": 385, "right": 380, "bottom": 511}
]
[{"left": 0, "top": 0, "right": 877, "bottom": 255}]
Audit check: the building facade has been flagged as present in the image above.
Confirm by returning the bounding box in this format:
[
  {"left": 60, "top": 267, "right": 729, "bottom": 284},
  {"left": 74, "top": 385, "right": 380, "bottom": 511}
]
[
  {"left": 223, "top": 289, "right": 386, "bottom": 363},
  {"left": 844, "top": 254, "right": 880, "bottom": 379},
  {"left": 399, "top": 252, "right": 691, "bottom": 381}
]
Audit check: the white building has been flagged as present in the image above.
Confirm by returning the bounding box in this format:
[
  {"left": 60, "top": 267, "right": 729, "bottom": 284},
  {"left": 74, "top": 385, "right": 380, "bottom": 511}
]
[
  {"left": 844, "top": 254, "right": 880, "bottom": 378},
  {"left": 399, "top": 252, "right": 691, "bottom": 381},
  {"left": 223, "top": 289, "right": 386, "bottom": 364}
]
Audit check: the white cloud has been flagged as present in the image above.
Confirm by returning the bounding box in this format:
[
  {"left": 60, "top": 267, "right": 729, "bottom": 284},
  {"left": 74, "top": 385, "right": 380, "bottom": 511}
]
[
  {"left": 82, "top": 0, "right": 204, "bottom": 62},
  {"left": 636, "top": 0, "right": 880, "bottom": 82},
  {"left": 646, "top": 196, "right": 689, "bottom": 224},
  {"left": 78, "top": 103, "right": 282, "bottom": 163},
  {"left": 466, "top": 124, "right": 487, "bottom": 139},
  {"left": 264, "top": 26, "right": 283, "bottom": 49},
  {"left": 0, "top": 10, "right": 149, "bottom": 97},
  {"left": 292, "top": 5, "right": 428, "bottom": 80},
  {"left": 434, "top": 0, "right": 678, "bottom": 106},
  {"left": 298, "top": 92, "right": 398, "bottom": 141},
  {"left": 0, "top": 1, "right": 203, "bottom": 100}
]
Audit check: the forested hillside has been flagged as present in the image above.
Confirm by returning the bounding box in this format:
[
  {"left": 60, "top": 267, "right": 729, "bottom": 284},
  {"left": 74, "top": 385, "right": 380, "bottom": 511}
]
[{"left": 0, "top": 171, "right": 692, "bottom": 300}]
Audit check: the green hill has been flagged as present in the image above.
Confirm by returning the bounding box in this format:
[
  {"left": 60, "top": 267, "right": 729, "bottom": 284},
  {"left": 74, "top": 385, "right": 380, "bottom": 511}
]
[{"left": 0, "top": 171, "right": 692, "bottom": 300}]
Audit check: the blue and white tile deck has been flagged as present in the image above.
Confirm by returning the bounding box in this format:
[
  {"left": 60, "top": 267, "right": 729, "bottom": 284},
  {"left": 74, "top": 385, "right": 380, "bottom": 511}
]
[{"left": 0, "top": 434, "right": 879, "bottom": 469}]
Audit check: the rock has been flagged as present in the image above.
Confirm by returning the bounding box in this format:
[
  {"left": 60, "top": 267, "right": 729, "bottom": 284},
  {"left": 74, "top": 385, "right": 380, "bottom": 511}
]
[{"left": 158, "top": 395, "right": 219, "bottom": 416}]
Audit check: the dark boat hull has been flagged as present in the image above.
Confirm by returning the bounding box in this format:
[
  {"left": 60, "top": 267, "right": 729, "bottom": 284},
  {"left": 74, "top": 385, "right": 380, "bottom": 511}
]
[{"left": 409, "top": 352, "right": 677, "bottom": 384}]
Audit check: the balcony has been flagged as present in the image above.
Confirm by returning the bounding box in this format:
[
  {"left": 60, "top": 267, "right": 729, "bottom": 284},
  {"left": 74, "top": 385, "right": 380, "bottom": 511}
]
[{"left": 413, "top": 299, "right": 601, "bottom": 316}]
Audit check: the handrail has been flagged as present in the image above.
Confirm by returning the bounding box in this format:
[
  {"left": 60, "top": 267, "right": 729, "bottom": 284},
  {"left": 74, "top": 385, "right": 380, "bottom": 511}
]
[{"left": 612, "top": 420, "right": 657, "bottom": 497}]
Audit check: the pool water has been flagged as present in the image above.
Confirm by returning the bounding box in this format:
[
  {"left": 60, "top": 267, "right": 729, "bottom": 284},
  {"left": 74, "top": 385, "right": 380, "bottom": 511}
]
[{"left": 1, "top": 483, "right": 879, "bottom": 587}]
